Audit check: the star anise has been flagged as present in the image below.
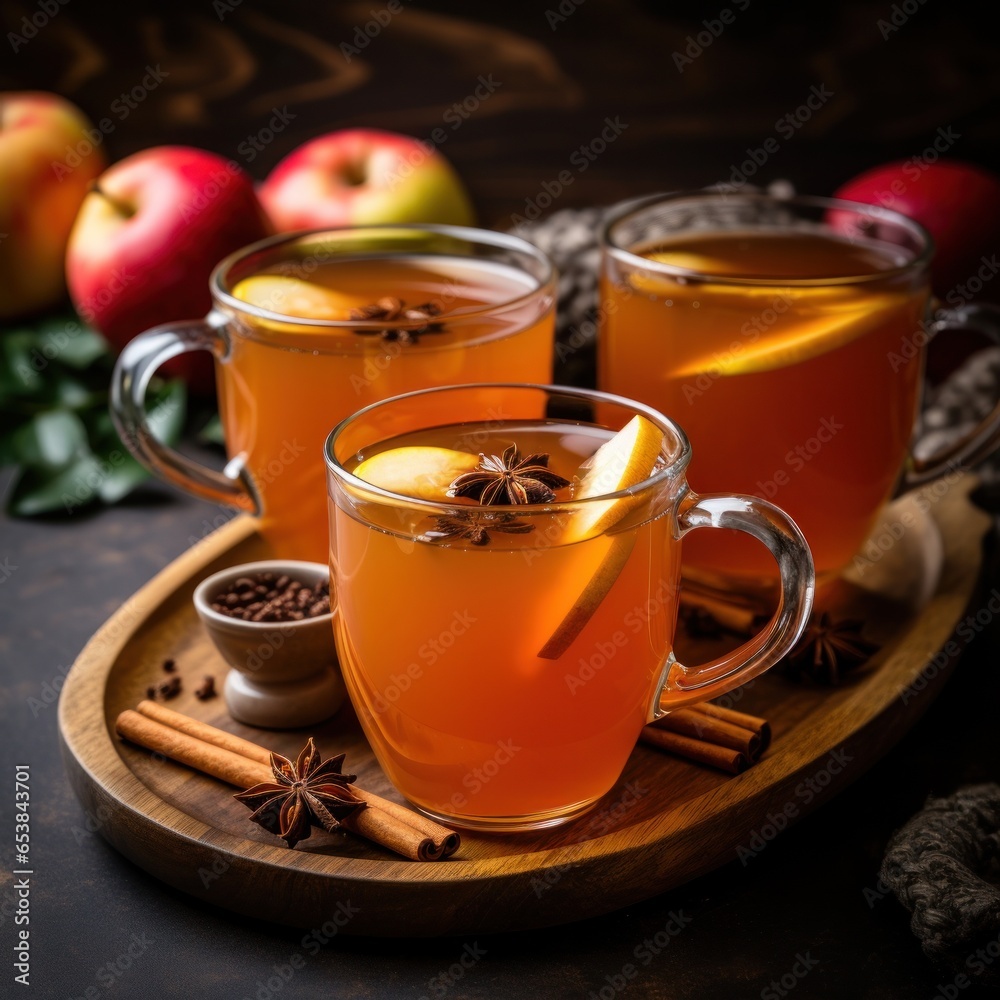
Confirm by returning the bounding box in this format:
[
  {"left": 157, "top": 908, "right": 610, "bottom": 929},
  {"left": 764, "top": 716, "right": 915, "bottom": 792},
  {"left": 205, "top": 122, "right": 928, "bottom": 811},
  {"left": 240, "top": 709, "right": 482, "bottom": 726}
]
[
  {"left": 233, "top": 738, "right": 364, "bottom": 848},
  {"left": 448, "top": 445, "right": 571, "bottom": 505},
  {"left": 349, "top": 297, "right": 443, "bottom": 344},
  {"left": 781, "top": 613, "right": 880, "bottom": 685},
  {"left": 424, "top": 510, "right": 534, "bottom": 546}
]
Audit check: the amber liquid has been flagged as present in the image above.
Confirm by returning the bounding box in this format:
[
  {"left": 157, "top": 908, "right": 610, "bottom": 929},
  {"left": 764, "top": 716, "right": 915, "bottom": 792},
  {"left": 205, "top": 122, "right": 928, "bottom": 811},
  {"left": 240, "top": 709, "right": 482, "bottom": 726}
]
[
  {"left": 330, "top": 421, "right": 678, "bottom": 827},
  {"left": 217, "top": 255, "right": 553, "bottom": 560},
  {"left": 600, "top": 229, "right": 929, "bottom": 587}
]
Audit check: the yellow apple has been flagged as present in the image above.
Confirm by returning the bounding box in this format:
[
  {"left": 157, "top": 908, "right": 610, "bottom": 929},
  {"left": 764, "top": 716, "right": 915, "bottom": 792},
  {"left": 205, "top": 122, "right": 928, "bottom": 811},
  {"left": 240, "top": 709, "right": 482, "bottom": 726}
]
[
  {"left": 0, "top": 92, "right": 106, "bottom": 319},
  {"left": 259, "top": 128, "right": 474, "bottom": 231}
]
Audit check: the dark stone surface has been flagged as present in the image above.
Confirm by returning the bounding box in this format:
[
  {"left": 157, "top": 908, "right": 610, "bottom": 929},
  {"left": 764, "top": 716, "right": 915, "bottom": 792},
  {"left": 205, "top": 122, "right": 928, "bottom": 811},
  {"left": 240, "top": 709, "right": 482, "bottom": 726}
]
[{"left": 3, "top": 1, "right": 1000, "bottom": 996}]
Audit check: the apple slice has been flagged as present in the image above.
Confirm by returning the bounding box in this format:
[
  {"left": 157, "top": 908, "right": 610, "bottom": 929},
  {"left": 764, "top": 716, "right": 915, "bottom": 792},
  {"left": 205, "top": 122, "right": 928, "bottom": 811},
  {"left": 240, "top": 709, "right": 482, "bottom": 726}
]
[
  {"left": 565, "top": 415, "right": 665, "bottom": 542},
  {"left": 231, "top": 275, "right": 359, "bottom": 320},
  {"left": 674, "top": 291, "right": 913, "bottom": 378},
  {"left": 536, "top": 537, "right": 636, "bottom": 660},
  {"left": 538, "top": 416, "right": 664, "bottom": 659},
  {"left": 353, "top": 446, "right": 479, "bottom": 501},
  {"left": 628, "top": 251, "right": 728, "bottom": 298}
]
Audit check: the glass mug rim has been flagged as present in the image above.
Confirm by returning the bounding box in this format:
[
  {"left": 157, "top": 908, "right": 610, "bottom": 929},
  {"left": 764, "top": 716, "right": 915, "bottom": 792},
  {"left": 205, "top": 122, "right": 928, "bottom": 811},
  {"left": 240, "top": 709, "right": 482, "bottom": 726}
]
[
  {"left": 208, "top": 223, "right": 557, "bottom": 335},
  {"left": 324, "top": 382, "right": 692, "bottom": 517},
  {"left": 602, "top": 190, "right": 935, "bottom": 288}
]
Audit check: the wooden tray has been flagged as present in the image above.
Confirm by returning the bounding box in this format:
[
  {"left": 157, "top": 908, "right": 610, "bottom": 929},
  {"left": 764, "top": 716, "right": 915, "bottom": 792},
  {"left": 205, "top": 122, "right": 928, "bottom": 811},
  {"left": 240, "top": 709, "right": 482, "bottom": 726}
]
[{"left": 59, "top": 479, "right": 991, "bottom": 936}]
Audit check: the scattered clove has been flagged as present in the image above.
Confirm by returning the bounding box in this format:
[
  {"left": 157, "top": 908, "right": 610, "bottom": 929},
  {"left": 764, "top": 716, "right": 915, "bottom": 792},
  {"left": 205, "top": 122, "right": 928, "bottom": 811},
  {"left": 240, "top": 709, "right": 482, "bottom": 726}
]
[
  {"left": 158, "top": 676, "right": 182, "bottom": 701},
  {"left": 194, "top": 676, "right": 217, "bottom": 701}
]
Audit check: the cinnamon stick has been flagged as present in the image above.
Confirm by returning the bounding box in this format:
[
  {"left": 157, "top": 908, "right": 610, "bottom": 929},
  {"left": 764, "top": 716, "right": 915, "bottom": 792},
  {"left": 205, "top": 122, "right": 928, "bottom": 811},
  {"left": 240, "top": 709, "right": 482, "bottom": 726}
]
[
  {"left": 351, "top": 788, "right": 461, "bottom": 856},
  {"left": 680, "top": 592, "right": 759, "bottom": 636},
  {"left": 135, "top": 701, "right": 459, "bottom": 855},
  {"left": 639, "top": 726, "right": 748, "bottom": 775},
  {"left": 115, "top": 708, "right": 459, "bottom": 861},
  {"left": 117, "top": 710, "right": 271, "bottom": 787},
  {"left": 688, "top": 701, "right": 771, "bottom": 753},
  {"left": 137, "top": 700, "right": 272, "bottom": 764},
  {"left": 649, "top": 708, "right": 761, "bottom": 761},
  {"left": 343, "top": 800, "right": 452, "bottom": 862},
  {"left": 138, "top": 701, "right": 461, "bottom": 860}
]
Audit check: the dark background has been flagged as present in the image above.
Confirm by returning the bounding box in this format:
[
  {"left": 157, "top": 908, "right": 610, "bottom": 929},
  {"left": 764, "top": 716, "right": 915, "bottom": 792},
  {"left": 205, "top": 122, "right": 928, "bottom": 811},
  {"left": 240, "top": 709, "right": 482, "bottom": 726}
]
[
  {"left": 3, "top": 2, "right": 1000, "bottom": 998},
  {"left": 4, "top": 0, "right": 1000, "bottom": 223}
]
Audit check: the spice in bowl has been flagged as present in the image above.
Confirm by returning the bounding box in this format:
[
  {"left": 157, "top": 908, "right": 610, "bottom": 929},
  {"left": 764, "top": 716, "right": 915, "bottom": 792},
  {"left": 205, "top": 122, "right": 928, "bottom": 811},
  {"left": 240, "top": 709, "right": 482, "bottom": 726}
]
[{"left": 208, "top": 572, "right": 331, "bottom": 623}]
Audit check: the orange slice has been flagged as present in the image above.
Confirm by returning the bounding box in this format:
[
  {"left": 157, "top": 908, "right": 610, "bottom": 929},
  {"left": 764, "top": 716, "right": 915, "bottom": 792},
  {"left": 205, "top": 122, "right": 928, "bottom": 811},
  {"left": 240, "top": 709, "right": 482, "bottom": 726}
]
[{"left": 563, "top": 415, "right": 664, "bottom": 542}]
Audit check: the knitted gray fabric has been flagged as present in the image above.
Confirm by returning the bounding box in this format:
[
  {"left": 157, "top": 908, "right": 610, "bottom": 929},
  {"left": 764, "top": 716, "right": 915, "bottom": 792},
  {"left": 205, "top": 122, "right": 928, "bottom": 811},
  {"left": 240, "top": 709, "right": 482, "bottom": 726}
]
[
  {"left": 881, "top": 784, "right": 1000, "bottom": 984},
  {"left": 509, "top": 204, "right": 607, "bottom": 388}
]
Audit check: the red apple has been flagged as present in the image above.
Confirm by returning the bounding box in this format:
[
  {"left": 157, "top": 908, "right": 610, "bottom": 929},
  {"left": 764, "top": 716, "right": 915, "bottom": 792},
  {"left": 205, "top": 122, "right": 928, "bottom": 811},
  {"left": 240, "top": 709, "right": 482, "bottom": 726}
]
[
  {"left": 259, "top": 128, "right": 474, "bottom": 231},
  {"left": 834, "top": 159, "right": 1000, "bottom": 297},
  {"left": 66, "top": 146, "right": 272, "bottom": 392},
  {"left": 0, "top": 91, "right": 106, "bottom": 319}
]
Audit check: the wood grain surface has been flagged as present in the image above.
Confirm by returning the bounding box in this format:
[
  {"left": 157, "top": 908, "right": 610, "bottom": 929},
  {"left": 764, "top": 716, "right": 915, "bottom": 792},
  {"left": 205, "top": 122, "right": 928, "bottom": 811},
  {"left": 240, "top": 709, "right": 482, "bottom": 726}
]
[
  {"left": 4, "top": 1, "right": 997, "bottom": 228},
  {"left": 58, "top": 477, "right": 990, "bottom": 935}
]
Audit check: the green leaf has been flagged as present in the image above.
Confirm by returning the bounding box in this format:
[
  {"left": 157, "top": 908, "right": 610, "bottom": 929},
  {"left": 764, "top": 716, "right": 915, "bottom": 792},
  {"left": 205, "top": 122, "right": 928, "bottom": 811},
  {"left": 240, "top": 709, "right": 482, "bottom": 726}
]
[
  {"left": 0, "top": 329, "right": 43, "bottom": 399},
  {"left": 35, "top": 316, "right": 109, "bottom": 370},
  {"left": 0, "top": 429, "right": 20, "bottom": 466},
  {"left": 96, "top": 379, "right": 186, "bottom": 504},
  {"left": 10, "top": 410, "right": 90, "bottom": 468},
  {"left": 146, "top": 379, "right": 187, "bottom": 443},
  {"left": 82, "top": 406, "right": 116, "bottom": 442},
  {"left": 7, "top": 453, "right": 105, "bottom": 516},
  {"left": 96, "top": 451, "right": 150, "bottom": 504},
  {"left": 0, "top": 311, "right": 189, "bottom": 516},
  {"left": 51, "top": 375, "right": 98, "bottom": 410},
  {"left": 198, "top": 412, "right": 225, "bottom": 445}
]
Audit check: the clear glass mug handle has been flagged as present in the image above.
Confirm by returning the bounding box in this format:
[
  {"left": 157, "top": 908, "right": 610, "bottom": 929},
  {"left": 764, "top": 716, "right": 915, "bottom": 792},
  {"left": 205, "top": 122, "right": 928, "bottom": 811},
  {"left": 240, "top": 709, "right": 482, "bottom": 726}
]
[
  {"left": 110, "top": 312, "right": 259, "bottom": 513},
  {"left": 906, "top": 303, "right": 1000, "bottom": 487},
  {"left": 651, "top": 491, "right": 815, "bottom": 719}
]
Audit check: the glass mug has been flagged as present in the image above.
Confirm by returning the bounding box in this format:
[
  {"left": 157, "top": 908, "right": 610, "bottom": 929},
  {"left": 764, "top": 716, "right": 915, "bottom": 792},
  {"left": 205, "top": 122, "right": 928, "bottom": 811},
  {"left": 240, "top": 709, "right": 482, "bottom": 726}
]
[
  {"left": 325, "top": 384, "right": 814, "bottom": 831},
  {"left": 111, "top": 226, "right": 556, "bottom": 561},
  {"left": 599, "top": 192, "right": 1000, "bottom": 596}
]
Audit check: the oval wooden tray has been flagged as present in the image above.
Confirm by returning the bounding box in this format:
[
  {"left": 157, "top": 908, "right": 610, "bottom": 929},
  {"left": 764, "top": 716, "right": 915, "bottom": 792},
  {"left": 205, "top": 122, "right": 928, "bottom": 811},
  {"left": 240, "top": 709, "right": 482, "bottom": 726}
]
[{"left": 59, "top": 479, "right": 991, "bottom": 936}]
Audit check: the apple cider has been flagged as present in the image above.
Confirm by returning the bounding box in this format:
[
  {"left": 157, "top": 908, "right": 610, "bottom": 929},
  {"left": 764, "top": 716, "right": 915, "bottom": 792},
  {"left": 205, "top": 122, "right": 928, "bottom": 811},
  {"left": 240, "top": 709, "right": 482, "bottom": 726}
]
[
  {"left": 215, "top": 247, "right": 554, "bottom": 561},
  {"left": 600, "top": 228, "right": 929, "bottom": 587},
  {"left": 328, "top": 418, "right": 678, "bottom": 829}
]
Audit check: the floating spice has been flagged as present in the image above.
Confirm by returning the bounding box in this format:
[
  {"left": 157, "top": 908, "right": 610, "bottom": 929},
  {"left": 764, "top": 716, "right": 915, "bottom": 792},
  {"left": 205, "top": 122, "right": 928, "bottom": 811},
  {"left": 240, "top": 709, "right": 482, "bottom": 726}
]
[
  {"left": 448, "top": 444, "right": 570, "bottom": 505},
  {"left": 425, "top": 511, "right": 534, "bottom": 546},
  {"left": 349, "top": 297, "right": 443, "bottom": 344}
]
